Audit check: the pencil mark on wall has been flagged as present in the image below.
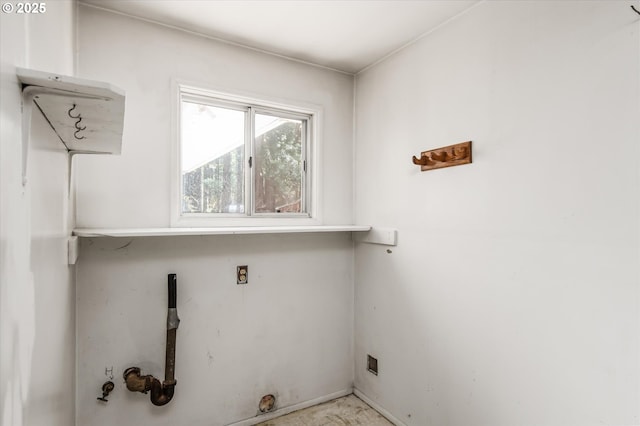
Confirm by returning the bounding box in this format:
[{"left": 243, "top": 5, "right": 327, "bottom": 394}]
[{"left": 115, "top": 239, "right": 133, "bottom": 250}]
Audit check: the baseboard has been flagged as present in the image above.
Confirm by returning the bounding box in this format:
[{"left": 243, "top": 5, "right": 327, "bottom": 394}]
[
  {"left": 353, "top": 388, "right": 408, "bottom": 426},
  {"left": 226, "top": 388, "right": 353, "bottom": 426}
]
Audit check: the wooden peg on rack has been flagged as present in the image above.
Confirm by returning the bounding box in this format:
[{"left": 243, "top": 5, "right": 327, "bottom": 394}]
[
  {"left": 412, "top": 153, "right": 435, "bottom": 166},
  {"left": 412, "top": 141, "right": 472, "bottom": 172}
]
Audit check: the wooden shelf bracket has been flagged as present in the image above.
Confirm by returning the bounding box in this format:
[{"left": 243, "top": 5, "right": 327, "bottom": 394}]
[{"left": 17, "top": 68, "right": 125, "bottom": 186}]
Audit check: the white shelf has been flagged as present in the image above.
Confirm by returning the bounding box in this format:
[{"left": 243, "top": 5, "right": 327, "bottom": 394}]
[
  {"left": 73, "top": 225, "right": 372, "bottom": 238},
  {"left": 17, "top": 67, "right": 125, "bottom": 185}
]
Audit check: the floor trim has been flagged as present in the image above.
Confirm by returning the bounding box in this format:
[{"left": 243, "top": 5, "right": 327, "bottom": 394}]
[
  {"left": 226, "top": 388, "right": 353, "bottom": 426},
  {"left": 353, "top": 388, "right": 408, "bottom": 426}
]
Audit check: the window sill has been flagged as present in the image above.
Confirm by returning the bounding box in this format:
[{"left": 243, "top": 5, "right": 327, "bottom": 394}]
[{"left": 72, "top": 225, "right": 371, "bottom": 238}]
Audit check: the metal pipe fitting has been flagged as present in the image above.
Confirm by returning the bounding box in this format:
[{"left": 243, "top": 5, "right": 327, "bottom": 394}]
[{"left": 124, "top": 274, "right": 180, "bottom": 406}]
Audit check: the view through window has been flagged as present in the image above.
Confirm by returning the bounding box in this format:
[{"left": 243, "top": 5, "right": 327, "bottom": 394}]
[{"left": 179, "top": 90, "right": 310, "bottom": 218}]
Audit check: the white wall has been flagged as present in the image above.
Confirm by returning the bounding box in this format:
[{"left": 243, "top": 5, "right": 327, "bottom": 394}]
[
  {"left": 75, "top": 5, "right": 354, "bottom": 228},
  {"left": 354, "top": 2, "right": 639, "bottom": 426},
  {"left": 75, "top": 6, "right": 356, "bottom": 426},
  {"left": 0, "top": 2, "right": 76, "bottom": 426},
  {"left": 76, "top": 233, "right": 354, "bottom": 426}
]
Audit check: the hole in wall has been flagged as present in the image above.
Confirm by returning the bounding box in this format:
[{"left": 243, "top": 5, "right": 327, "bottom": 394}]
[{"left": 259, "top": 394, "right": 276, "bottom": 413}]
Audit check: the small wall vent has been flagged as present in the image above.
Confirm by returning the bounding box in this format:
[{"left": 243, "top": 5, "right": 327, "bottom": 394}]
[{"left": 367, "top": 354, "right": 378, "bottom": 376}]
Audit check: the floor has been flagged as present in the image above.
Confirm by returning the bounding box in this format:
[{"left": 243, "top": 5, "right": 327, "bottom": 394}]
[{"left": 256, "top": 394, "right": 393, "bottom": 426}]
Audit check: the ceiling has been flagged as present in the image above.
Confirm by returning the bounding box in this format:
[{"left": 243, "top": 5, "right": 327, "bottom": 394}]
[{"left": 80, "top": 0, "right": 479, "bottom": 74}]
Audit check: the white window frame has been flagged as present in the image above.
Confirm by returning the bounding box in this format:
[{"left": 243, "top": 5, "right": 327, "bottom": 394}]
[{"left": 171, "top": 81, "right": 322, "bottom": 227}]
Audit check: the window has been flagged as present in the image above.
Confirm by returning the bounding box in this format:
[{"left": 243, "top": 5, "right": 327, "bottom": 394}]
[{"left": 174, "top": 84, "right": 317, "bottom": 226}]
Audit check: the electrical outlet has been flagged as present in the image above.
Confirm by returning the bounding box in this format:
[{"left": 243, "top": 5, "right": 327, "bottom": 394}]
[{"left": 237, "top": 265, "right": 248, "bottom": 284}]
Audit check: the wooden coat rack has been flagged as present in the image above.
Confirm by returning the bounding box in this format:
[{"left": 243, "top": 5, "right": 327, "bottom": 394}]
[{"left": 412, "top": 141, "right": 472, "bottom": 172}]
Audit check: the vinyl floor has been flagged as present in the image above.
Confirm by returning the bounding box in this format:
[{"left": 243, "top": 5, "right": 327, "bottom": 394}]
[{"left": 256, "top": 394, "right": 393, "bottom": 426}]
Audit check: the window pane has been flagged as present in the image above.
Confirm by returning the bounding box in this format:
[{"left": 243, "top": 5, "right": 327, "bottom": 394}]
[
  {"left": 181, "top": 101, "right": 245, "bottom": 213},
  {"left": 254, "top": 113, "right": 304, "bottom": 214}
]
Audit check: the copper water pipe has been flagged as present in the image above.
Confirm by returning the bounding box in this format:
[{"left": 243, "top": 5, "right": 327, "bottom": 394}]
[{"left": 124, "top": 274, "right": 180, "bottom": 406}]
